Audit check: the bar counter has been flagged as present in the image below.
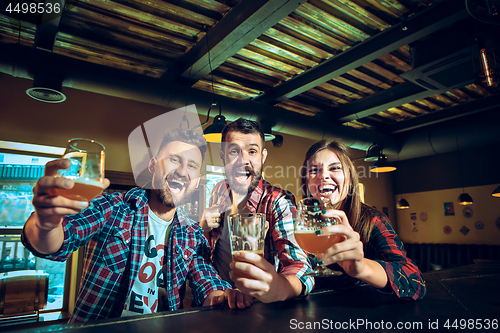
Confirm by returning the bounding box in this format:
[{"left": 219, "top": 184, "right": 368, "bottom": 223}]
[{"left": 6, "top": 261, "right": 500, "bottom": 332}]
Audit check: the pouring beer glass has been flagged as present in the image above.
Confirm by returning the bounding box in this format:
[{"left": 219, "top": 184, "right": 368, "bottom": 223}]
[
  {"left": 50, "top": 138, "right": 106, "bottom": 201},
  {"left": 294, "top": 197, "right": 342, "bottom": 276}
]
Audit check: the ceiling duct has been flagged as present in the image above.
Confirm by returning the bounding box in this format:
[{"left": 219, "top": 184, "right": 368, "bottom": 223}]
[
  {"left": 2, "top": 43, "right": 499, "bottom": 161},
  {"left": 397, "top": 107, "right": 500, "bottom": 160},
  {"left": 0, "top": 43, "right": 399, "bottom": 154},
  {"left": 400, "top": 23, "right": 491, "bottom": 92},
  {"left": 400, "top": 44, "right": 479, "bottom": 91}
]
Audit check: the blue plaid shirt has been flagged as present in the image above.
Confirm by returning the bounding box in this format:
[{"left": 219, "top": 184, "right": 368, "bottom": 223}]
[{"left": 23, "top": 187, "right": 230, "bottom": 322}]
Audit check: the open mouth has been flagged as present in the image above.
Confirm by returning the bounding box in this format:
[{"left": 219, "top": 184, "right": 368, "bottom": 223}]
[
  {"left": 167, "top": 178, "right": 186, "bottom": 195},
  {"left": 318, "top": 184, "right": 337, "bottom": 196},
  {"left": 234, "top": 168, "right": 252, "bottom": 184}
]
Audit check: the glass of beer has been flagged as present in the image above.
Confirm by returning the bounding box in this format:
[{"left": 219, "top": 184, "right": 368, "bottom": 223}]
[
  {"left": 50, "top": 138, "right": 106, "bottom": 201},
  {"left": 294, "top": 198, "right": 342, "bottom": 276},
  {"left": 229, "top": 213, "right": 266, "bottom": 278}
]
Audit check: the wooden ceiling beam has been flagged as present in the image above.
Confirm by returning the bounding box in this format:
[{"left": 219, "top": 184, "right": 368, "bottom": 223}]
[
  {"left": 161, "top": 0, "right": 306, "bottom": 83},
  {"left": 255, "top": 0, "right": 469, "bottom": 104}
]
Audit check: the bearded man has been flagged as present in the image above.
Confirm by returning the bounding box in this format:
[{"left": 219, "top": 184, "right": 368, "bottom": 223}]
[
  {"left": 201, "top": 118, "right": 314, "bottom": 304},
  {"left": 22, "top": 129, "right": 248, "bottom": 323}
]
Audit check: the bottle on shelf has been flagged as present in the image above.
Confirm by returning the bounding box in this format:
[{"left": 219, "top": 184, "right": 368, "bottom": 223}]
[{"left": 193, "top": 201, "right": 198, "bottom": 216}]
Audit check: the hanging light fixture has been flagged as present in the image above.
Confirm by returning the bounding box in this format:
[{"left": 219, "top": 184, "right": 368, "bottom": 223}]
[
  {"left": 455, "top": 131, "right": 473, "bottom": 205},
  {"left": 202, "top": 101, "right": 227, "bottom": 143},
  {"left": 272, "top": 134, "right": 283, "bottom": 148},
  {"left": 260, "top": 121, "right": 276, "bottom": 141},
  {"left": 477, "top": 40, "right": 498, "bottom": 87},
  {"left": 396, "top": 198, "right": 410, "bottom": 209},
  {"left": 491, "top": 185, "right": 500, "bottom": 197},
  {"left": 199, "top": 32, "right": 228, "bottom": 143},
  {"left": 370, "top": 154, "right": 396, "bottom": 173},
  {"left": 364, "top": 144, "right": 382, "bottom": 162},
  {"left": 458, "top": 193, "right": 474, "bottom": 205},
  {"left": 395, "top": 153, "right": 409, "bottom": 209}
]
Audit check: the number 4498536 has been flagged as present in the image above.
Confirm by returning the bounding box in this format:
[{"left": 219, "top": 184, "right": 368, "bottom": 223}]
[
  {"left": 444, "top": 319, "right": 498, "bottom": 330},
  {"left": 4, "top": 1, "right": 62, "bottom": 14}
]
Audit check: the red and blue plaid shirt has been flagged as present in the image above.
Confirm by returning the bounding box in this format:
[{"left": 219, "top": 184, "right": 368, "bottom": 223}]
[
  {"left": 316, "top": 205, "right": 426, "bottom": 300},
  {"left": 23, "top": 187, "right": 230, "bottom": 322},
  {"left": 366, "top": 206, "right": 426, "bottom": 300},
  {"left": 207, "top": 178, "right": 315, "bottom": 295}
]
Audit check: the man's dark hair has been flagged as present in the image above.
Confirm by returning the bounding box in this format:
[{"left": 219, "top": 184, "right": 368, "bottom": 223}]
[
  {"left": 221, "top": 118, "right": 265, "bottom": 150},
  {"left": 157, "top": 128, "right": 207, "bottom": 161}
]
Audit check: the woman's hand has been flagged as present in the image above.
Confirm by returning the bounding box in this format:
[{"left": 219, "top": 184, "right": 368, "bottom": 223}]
[
  {"left": 315, "top": 209, "right": 366, "bottom": 278},
  {"left": 315, "top": 209, "right": 389, "bottom": 289}
]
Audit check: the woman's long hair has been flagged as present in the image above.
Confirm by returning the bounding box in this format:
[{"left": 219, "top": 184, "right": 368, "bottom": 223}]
[{"left": 300, "top": 140, "right": 373, "bottom": 243}]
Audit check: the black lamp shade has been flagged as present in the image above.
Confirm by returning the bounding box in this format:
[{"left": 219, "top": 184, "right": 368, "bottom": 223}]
[
  {"left": 203, "top": 115, "right": 227, "bottom": 143},
  {"left": 364, "top": 144, "right": 382, "bottom": 162},
  {"left": 458, "top": 192, "right": 473, "bottom": 205},
  {"left": 396, "top": 198, "right": 410, "bottom": 209},
  {"left": 370, "top": 155, "right": 396, "bottom": 173},
  {"left": 260, "top": 122, "right": 275, "bottom": 141},
  {"left": 272, "top": 134, "right": 283, "bottom": 147},
  {"left": 264, "top": 132, "right": 275, "bottom": 141},
  {"left": 492, "top": 185, "right": 500, "bottom": 197}
]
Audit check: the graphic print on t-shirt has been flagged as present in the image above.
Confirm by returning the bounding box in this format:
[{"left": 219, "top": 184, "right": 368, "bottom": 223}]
[{"left": 122, "top": 209, "right": 171, "bottom": 316}]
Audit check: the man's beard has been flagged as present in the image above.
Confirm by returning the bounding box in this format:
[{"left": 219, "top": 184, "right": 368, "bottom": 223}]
[
  {"left": 154, "top": 172, "right": 194, "bottom": 208},
  {"left": 227, "top": 164, "right": 262, "bottom": 196}
]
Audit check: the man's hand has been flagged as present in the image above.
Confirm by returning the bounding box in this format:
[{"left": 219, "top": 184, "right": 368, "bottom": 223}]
[
  {"left": 33, "top": 159, "right": 89, "bottom": 230},
  {"left": 203, "top": 289, "right": 253, "bottom": 309},
  {"left": 199, "top": 205, "right": 224, "bottom": 233},
  {"left": 229, "top": 251, "right": 302, "bottom": 303},
  {"left": 25, "top": 159, "right": 110, "bottom": 254}
]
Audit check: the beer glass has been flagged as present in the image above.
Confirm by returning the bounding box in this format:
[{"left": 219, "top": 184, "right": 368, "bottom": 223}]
[
  {"left": 229, "top": 213, "right": 266, "bottom": 278},
  {"left": 294, "top": 198, "right": 342, "bottom": 276},
  {"left": 51, "top": 138, "right": 105, "bottom": 201}
]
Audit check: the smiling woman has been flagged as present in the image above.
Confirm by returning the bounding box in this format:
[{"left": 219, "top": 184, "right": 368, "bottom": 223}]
[{"left": 298, "top": 140, "right": 426, "bottom": 300}]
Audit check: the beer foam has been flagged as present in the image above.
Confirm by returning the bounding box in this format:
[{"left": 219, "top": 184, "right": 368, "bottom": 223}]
[
  {"left": 295, "top": 229, "right": 318, "bottom": 233},
  {"left": 65, "top": 177, "right": 105, "bottom": 188}
]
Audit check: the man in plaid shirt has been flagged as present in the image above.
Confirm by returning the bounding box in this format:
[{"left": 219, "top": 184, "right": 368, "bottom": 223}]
[
  {"left": 201, "top": 119, "right": 314, "bottom": 304},
  {"left": 22, "top": 129, "right": 246, "bottom": 323}
]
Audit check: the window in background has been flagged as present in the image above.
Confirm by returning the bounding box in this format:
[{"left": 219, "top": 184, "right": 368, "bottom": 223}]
[
  {"left": 205, "top": 165, "right": 226, "bottom": 208},
  {"left": 0, "top": 151, "right": 67, "bottom": 313}
]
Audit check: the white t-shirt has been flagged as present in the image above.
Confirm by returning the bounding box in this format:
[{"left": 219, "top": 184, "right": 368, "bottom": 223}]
[{"left": 121, "top": 208, "right": 172, "bottom": 317}]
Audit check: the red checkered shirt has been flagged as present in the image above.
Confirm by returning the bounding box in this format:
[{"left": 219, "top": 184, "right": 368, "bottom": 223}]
[{"left": 206, "top": 178, "right": 314, "bottom": 295}]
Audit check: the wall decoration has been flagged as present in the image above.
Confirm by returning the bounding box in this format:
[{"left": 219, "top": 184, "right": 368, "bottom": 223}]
[
  {"left": 419, "top": 212, "right": 428, "bottom": 222},
  {"left": 496, "top": 218, "right": 500, "bottom": 230},
  {"left": 463, "top": 207, "right": 473, "bottom": 218},
  {"left": 443, "top": 226, "right": 452, "bottom": 234},
  {"left": 444, "top": 202, "right": 455, "bottom": 216},
  {"left": 410, "top": 213, "right": 417, "bottom": 220},
  {"left": 475, "top": 221, "right": 484, "bottom": 230},
  {"left": 460, "top": 226, "right": 470, "bottom": 236},
  {"left": 412, "top": 222, "right": 418, "bottom": 232}
]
